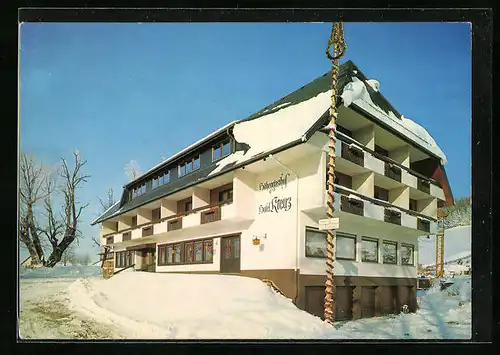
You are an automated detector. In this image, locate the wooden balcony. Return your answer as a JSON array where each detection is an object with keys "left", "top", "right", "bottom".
[
  {"left": 417, "top": 179, "right": 431, "bottom": 194},
  {"left": 384, "top": 162, "right": 402, "bottom": 182},
  {"left": 122, "top": 231, "right": 131, "bottom": 241},
  {"left": 341, "top": 142, "right": 364, "bottom": 167},
  {"left": 142, "top": 225, "right": 154, "bottom": 237},
  {"left": 167, "top": 217, "right": 183, "bottom": 232},
  {"left": 384, "top": 209, "right": 402, "bottom": 225},
  {"left": 417, "top": 218, "right": 431, "bottom": 233},
  {"left": 201, "top": 206, "right": 222, "bottom": 224},
  {"left": 340, "top": 195, "right": 364, "bottom": 216}
]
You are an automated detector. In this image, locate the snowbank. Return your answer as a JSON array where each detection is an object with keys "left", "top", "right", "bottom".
[
  {"left": 62, "top": 272, "right": 471, "bottom": 339},
  {"left": 67, "top": 272, "right": 339, "bottom": 339}
]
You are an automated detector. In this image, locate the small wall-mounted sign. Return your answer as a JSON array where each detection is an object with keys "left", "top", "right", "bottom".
[
  {"left": 252, "top": 238, "right": 261, "bottom": 246},
  {"left": 319, "top": 217, "right": 340, "bottom": 230}
]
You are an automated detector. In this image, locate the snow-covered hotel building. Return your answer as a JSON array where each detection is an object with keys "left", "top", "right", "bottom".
[{"left": 92, "top": 60, "right": 453, "bottom": 321}]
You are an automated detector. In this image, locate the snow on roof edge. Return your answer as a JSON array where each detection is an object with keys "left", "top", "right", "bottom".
[{"left": 91, "top": 200, "right": 121, "bottom": 225}]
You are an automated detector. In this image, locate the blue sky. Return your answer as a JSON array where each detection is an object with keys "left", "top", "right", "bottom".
[{"left": 19, "top": 22, "right": 471, "bottom": 257}]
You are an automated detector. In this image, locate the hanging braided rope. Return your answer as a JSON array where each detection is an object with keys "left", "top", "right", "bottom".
[{"left": 324, "top": 22, "right": 347, "bottom": 324}]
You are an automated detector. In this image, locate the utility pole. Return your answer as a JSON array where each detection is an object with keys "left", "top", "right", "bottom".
[
  {"left": 435, "top": 209, "right": 446, "bottom": 278},
  {"left": 324, "top": 22, "right": 347, "bottom": 324}
]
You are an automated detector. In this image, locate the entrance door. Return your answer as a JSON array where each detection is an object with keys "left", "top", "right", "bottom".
[{"left": 221, "top": 235, "right": 241, "bottom": 273}]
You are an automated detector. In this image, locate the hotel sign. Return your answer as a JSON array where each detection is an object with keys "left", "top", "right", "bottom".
[
  {"left": 258, "top": 196, "right": 292, "bottom": 214},
  {"left": 259, "top": 173, "right": 291, "bottom": 194}
]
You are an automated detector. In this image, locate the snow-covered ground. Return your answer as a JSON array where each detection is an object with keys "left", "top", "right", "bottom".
[{"left": 19, "top": 268, "right": 471, "bottom": 340}]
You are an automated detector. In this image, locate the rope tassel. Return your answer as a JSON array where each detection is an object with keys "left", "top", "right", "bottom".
[{"left": 324, "top": 22, "right": 347, "bottom": 325}]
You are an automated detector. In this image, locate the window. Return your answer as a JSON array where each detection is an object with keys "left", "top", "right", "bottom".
[
  {"left": 132, "top": 183, "right": 146, "bottom": 198},
  {"left": 185, "top": 242, "right": 194, "bottom": 263},
  {"left": 166, "top": 245, "right": 173, "bottom": 264},
  {"left": 409, "top": 199, "right": 418, "bottom": 212},
  {"left": 132, "top": 216, "right": 138, "bottom": 228},
  {"left": 179, "top": 155, "right": 200, "bottom": 177},
  {"left": 152, "top": 208, "right": 161, "bottom": 222},
  {"left": 361, "top": 238, "right": 378, "bottom": 262},
  {"left": 106, "top": 236, "right": 114, "bottom": 245},
  {"left": 204, "top": 240, "right": 213, "bottom": 262},
  {"left": 334, "top": 172, "right": 353, "bottom": 189},
  {"left": 115, "top": 251, "right": 134, "bottom": 268},
  {"left": 218, "top": 188, "right": 233, "bottom": 203},
  {"left": 305, "top": 229, "right": 327, "bottom": 258},
  {"left": 213, "top": 140, "right": 232, "bottom": 161},
  {"left": 158, "top": 246, "right": 166, "bottom": 265},
  {"left": 153, "top": 171, "right": 170, "bottom": 189},
  {"left": 184, "top": 201, "right": 193, "bottom": 212},
  {"left": 173, "top": 244, "right": 183, "bottom": 264},
  {"left": 374, "top": 186, "right": 389, "bottom": 201},
  {"left": 336, "top": 233, "right": 356, "bottom": 260},
  {"left": 375, "top": 145, "right": 389, "bottom": 157},
  {"left": 401, "top": 244, "right": 414, "bottom": 265},
  {"left": 194, "top": 241, "right": 203, "bottom": 262},
  {"left": 382, "top": 241, "right": 397, "bottom": 264},
  {"left": 157, "top": 238, "right": 214, "bottom": 266}
]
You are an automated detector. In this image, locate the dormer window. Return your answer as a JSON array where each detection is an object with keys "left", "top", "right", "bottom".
[
  {"left": 131, "top": 183, "right": 146, "bottom": 199},
  {"left": 179, "top": 155, "right": 200, "bottom": 177},
  {"left": 212, "top": 140, "right": 231, "bottom": 162},
  {"left": 152, "top": 171, "right": 170, "bottom": 189}
]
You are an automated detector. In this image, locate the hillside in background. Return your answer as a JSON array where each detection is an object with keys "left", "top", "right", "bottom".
[{"left": 418, "top": 197, "right": 471, "bottom": 268}]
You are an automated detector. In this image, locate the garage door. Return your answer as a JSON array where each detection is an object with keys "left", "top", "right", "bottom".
[
  {"left": 361, "top": 286, "right": 376, "bottom": 318},
  {"left": 305, "top": 286, "right": 325, "bottom": 319},
  {"left": 305, "top": 286, "right": 353, "bottom": 321},
  {"left": 335, "top": 286, "right": 353, "bottom": 321}
]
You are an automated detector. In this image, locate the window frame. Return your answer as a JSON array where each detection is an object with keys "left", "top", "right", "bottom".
[
  {"left": 157, "top": 238, "right": 215, "bottom": 266},
  {"left": 401, "top": 243, "right": 415, "bottom": 266},
  {"left": 218, "top": 188, "right": 234, "bottom": 203},
  {"left": 361, "top": 237, "right": 379, "bottom": 263},
  {"left": 115, "top": 251, "right": 133, "bottom": 268},
  {"left": 153, "top": 171, "right": 170, "bottom": 190},
  {"left": 212, "top": 140, "right": 232, "bottom": 162},
  {"left": 335, "top": 233, "right": 357, "bottom": 261},
  {"left": 178, "top": 155, "right": 201, "bottom": 177},
  {"left": 305, "top": 227, "right": 328, "bottom": 258},
  {"left": 382, "top": 240, "right": 398, "bottom": 265},
  {"left": 132, "top": 182, "right": 146, "bottom": 198}
]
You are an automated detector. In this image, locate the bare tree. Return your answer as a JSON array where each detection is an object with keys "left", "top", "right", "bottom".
[
  {"left": 19, "top": 152, "right": 51, "bottom": 267},
  {"left": 97, "top": 187, "right": 115, "bottom": 212},
  {"left": 44, "top": 151, "right": 91, "bottom": 267},
  {"left": 124, "top": 160, "right": 141, "bottom": 182}
]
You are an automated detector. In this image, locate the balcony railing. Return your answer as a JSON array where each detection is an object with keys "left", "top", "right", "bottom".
[
  {"left": 142, "top": 225, "right": 154, "bottom": 237},
  {"left": 384, "top": 208, "right": 402, "bottom": 225},
  {"left": 335, "top": 132, "right": 440, "bottom": 188},
  {"left": 417, "top": 179, "right": 431, "bottom": 194},
  {"left": 341, "top": 142, "right": 364, "bottom": 167},
  {"left": 340, "top": 195, "right": 364, "bottom": 216},
  {"left": 167, "top": 217, "right": 183, "bottom": 232},
  {"left": 384, "top": 162, "right": 402, "bottom": 182},
  {"left": 417, "top": 218, "right": 430, "bottom": 233},
  {"left": 201, "top": 206, "right": 222, "bottom": 224},
  {"left": 122, "top": 231, "right": 131, "bottom": 241}
]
